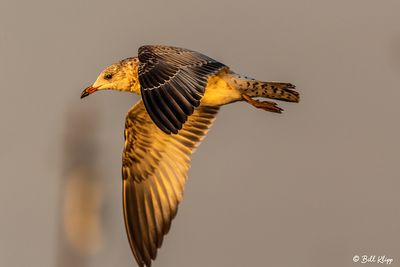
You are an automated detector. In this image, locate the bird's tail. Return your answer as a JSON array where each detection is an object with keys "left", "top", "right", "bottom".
[{"left": 228, "top": 73, "right": 300, "bottom": 103}]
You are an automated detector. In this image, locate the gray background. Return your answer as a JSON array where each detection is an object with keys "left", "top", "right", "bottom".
[{"left": 1, "top": 0, "right": 399, "bottom": 266}]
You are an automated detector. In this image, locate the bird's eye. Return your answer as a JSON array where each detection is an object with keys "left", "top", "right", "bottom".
[{"left": 104, "top": 73, "right": 113, "bottom": 80}]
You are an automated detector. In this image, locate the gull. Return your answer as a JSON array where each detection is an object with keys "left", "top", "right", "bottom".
[{"left": 81, "top": 45, "right": 299, "bottom": 267}]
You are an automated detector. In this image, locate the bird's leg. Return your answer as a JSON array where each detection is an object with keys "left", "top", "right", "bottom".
[{"left": 242, "top": 94, "right": 283, "bottom": 113}]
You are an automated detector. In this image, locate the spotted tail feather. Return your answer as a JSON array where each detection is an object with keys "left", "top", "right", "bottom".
[{"left": 229, "top": 74, "right": 300, "bottom": 102}]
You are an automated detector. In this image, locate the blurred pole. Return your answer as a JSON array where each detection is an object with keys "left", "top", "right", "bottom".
[{"left": 56, "top": 104, "right": 104, "bottom": 267}]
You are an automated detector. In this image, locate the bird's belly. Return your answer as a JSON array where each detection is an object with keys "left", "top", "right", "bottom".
[{"left": 201, "top": 75, "right": 242, "bottom": 106}]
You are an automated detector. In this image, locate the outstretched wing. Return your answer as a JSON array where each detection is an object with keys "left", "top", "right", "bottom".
[
  {"left": 122, "top": 100, "right": 219, "bottom": 267},
  {"left": 138, "top": 45, "right": 226, "bottom": 134}
]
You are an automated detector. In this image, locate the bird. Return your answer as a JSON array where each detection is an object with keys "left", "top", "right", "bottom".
[{"left": 81, "top": 45, "right": 299, "bottom": 267}]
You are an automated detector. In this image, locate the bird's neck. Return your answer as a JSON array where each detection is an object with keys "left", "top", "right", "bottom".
[
  {"left": 121, "top": 57, "right": 141, "bottom": 95},
  {"left": 129, "top": 79, "right": 141, "bottom": 94}
]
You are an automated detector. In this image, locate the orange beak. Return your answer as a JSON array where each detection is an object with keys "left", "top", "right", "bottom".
[{"left": 81, "top": 85, "right": 99, "bottom": 99}]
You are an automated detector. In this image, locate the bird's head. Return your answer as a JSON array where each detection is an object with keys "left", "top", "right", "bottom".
[{"left": 81, "top": 57, "right": 140, "bottom": 98}]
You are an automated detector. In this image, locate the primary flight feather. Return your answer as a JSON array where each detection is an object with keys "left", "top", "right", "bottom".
[{"left": 81, "top": 45, "right": 299, "bottom": 267}]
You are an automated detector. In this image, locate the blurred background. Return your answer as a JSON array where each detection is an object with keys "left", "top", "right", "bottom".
[{"left": 1, "top": 0, "right": 400, "bottom": 266}]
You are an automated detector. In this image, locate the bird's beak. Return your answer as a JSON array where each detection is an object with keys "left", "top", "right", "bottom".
[{"left": 81, "top": 85, "right": 99, "bottom": 99}]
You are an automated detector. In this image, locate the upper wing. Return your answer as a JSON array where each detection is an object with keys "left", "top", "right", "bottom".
[
  {"left": 122, "top": 100, "right": 219, "bottom": 267},
  {"left": 138, "top": 45, "right": 226, "bottom": 134}
]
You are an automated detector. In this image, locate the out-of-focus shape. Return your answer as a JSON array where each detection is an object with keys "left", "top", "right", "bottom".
[
  {"left": 56, "top": 103, "right": 105, "bottom": 267},
  {"left": 63, "top": 167, "right": 103, "bottom": 255}
]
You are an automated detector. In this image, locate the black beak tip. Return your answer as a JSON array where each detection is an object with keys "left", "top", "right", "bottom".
[{"left": 80, "top": 90, "right": 90, "bottom": 99}]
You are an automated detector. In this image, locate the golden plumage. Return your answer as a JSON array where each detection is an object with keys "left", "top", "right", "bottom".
[
  {"left": 123, "top": 101, "right": 218, "bottom": 265},
  {"left": 81, "top": 45, "right": 299, "bottom": 267}
]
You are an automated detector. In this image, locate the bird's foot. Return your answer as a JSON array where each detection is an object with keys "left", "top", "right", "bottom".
[{"left": 242, "top": 94, "right": 283, "bottom": 113}]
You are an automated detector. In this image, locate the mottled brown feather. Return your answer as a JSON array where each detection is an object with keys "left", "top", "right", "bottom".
[{"left": 138, "top": 45, "right": 225, "bottom": 134}]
